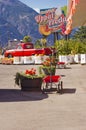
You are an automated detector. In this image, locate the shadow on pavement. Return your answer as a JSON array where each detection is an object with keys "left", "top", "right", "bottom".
[
  {"left": 0, "top": 89, "right": 48, "bottom": 102},
  {"left": 56, "top": 66, "right": 72, "bottom": 69},
  {"left": 60, "top": 74, "right": 66, "bottom": 77},
  {"left": 62, "top": 88, "right": 76, "bottom": 94}
]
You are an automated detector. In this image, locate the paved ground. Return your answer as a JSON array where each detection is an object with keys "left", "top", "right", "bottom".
[{"left": 0, "top": 64, "right": 86, "bottom": 130}]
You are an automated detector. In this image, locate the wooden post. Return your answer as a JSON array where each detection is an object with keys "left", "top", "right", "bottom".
[{"left": 54, "top": 32, "right": 59, "bottom": 44}]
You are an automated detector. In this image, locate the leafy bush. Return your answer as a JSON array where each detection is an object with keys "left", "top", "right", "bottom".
[{"left": 55, "top": 39, "right": 86, "bottom": 55}]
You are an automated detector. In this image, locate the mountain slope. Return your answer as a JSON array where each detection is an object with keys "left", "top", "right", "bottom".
[{"left": 0, "top": 0, "right": 41, "bottom": 46}]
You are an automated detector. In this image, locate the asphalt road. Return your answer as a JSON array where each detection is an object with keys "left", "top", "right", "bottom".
[{"left": 0, "top": 64, "right": 86, "bottom": 130}]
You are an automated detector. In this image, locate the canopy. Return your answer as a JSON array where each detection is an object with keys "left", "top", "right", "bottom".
[
  {"left": 72, "top": 0, "right": 86, "bottom": 28},
  {"left": 65, "top": 0, "right": 86, "bottom": 34}
]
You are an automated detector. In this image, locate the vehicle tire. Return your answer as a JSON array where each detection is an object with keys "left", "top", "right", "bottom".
[{"left": 8, "top": 54, "right": 13, "bottom": 58}]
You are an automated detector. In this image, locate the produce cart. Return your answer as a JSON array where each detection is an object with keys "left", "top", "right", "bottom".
[{"left": 42, "top": 75, "right": 63, "bottom": 94}]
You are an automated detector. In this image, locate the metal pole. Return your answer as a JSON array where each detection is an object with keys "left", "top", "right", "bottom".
[{"left": 50, "top": 50, "right": 53, "bottom": 88}]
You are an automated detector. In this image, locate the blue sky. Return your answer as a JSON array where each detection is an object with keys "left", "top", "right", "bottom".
[{"left": 20, "top": 0, "right": 67, "bottom": 12}]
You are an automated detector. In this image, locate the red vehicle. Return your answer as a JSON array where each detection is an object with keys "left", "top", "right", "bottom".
[{"left": 4, "top": 42, "right": 52, "bottom": 57}]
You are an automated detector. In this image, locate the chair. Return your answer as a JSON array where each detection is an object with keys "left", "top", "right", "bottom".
[
  {"left": 57, "top": 62, "right": 66, "bottom": 69},
  {"left": 42, "top": 75, "right": 63, "bottom": 93}
]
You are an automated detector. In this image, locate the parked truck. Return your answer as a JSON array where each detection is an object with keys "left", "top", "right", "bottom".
[{"left": 4, "top": 42, "right": 52, "bottom": 58}]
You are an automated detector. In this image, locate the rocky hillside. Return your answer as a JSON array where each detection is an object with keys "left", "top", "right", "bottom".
[{"left": 0, "top": 0, "right": 41, "bottom": 46}]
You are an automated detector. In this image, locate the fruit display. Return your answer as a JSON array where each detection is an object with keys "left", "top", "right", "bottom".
[{"left": 1, "top": 57, "right": 14, "bottom": 65}]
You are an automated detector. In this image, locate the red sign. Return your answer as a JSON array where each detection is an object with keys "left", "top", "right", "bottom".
[{"left": 35, "top": 8, "right": 67, "bottom": 35}]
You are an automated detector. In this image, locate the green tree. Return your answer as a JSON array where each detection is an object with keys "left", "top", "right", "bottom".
[
  {"left": 55, "top": 39, "right": 86, "bottom": 55},
  {"left": 23, "top": 35, "right": 32, "bottom": 43},
  {"left": 73, "top": 26, "right": 86, "bottom": 43},
  {"left": 41, "top": 35, "right": 47, "bottom": 47},
  {"left": 61, "top": 6, "right": 67, "bottom": 16},
  {"left": 55, "top": 40, "right": 71, "bottom": 55},
  {"left": 34, "top": 39, "right": 42, "bottom": 48}
]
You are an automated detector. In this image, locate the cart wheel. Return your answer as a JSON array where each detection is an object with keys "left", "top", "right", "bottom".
[
  {"left": 61, "top": 81, "right": 63, "bottom": 90},
  {"left": 46, "top": 83, "right": 48, "bottom": 88},
  {"left": 60, "top": 81, "right": 63, "bottom": 94},
  {"left": 57, "top": 83, "right": 60, "bottom": 93}
]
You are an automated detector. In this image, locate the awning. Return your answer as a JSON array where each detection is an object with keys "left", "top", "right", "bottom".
[
  {"left": 65, "top": 0, "right": 86, "bottom": 34},
  {"left": 72, "top": 0, "right": 86, "bottom": 28}
]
